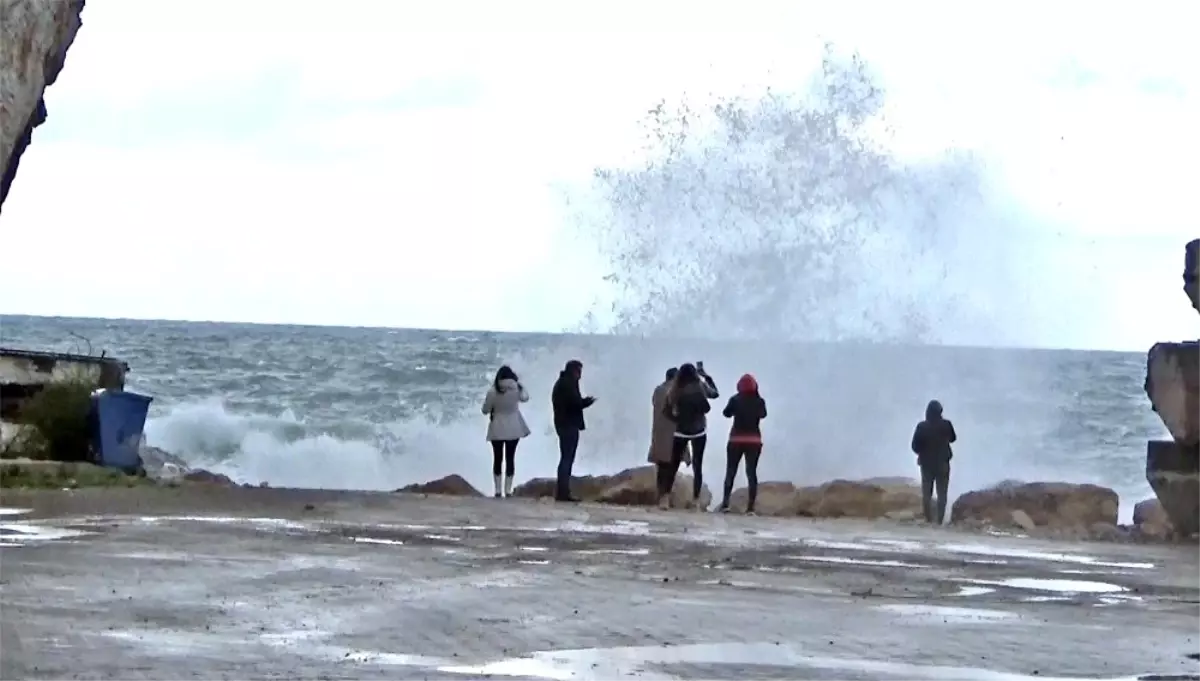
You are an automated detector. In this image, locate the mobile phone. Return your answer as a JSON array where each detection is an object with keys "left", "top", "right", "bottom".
[{"left": 696, "top": 360, "right": 705, "bottom": 371}]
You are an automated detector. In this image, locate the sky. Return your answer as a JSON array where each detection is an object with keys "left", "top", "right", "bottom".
[{"left": 1, "top": 0, "right": 1197, "bottom": 351}]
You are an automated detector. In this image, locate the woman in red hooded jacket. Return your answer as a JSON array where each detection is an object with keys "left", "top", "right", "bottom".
[{"left": 717, "top": 374, "right": 768, "bottom": 514}]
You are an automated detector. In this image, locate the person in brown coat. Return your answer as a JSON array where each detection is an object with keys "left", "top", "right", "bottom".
[{"left": 648, "top": 367, "right": 687, "bottom": 507}]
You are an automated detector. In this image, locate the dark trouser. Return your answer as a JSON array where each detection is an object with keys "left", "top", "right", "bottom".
[
  {"left": 490, "top": 439, "right": 518, "bottom": 477},
  {"left": 555, "top": 426, "right": 580, "bottom": 499},
  {"left": 674, "top": 435, "right": 708, "bottom": 499},
  {"left": 920, "top": 460, "right": 951, "bottom": 524},
  {"left": 721, "top": 442, "right": 762, "bottom": 510}
]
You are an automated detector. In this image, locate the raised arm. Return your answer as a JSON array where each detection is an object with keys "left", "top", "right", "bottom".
[
  {"left": 517, "top": 383, "right": 530, "bottom": 403},
  {"left": 946, "top": 420, "right": 957, "bottom": 444},
  {"left": 759, "top": 397, "right": 767, "bottom": 419},
  {"left": 701, "top": 374, "right": 719, "bottom": 399},
  {"left": 481, "top": 388, "right": 496, "bottom": 415}
]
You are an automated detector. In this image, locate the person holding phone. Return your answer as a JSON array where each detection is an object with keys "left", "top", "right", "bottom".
[
  {"left": 551, "top": 359, "right": 596, "bottom": 502},
  {"left": 659, "top": 362, "right": 718, "bottom": 510}
]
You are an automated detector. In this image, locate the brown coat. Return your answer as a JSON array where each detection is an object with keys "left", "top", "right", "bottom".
[{"left": 648, "top": 381, "right": 676, "bottom": 464}]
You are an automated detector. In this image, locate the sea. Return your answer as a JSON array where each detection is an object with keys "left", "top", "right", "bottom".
[{"left": 0, "top": 314, "right": 1168, "bottom": 521}]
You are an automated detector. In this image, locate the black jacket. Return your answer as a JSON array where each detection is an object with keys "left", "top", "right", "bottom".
[
  {"left": 665, "top": 381, "right": 712, "bottom": 437},
  {"left": 911, "top": 418, "right": 957, "bottom": 466},
  {"left": 552, "top": 371, "right": 594, "bottom": 431},
  {"left": 723, "top": 393, "right": 767, "bottom": 440}
]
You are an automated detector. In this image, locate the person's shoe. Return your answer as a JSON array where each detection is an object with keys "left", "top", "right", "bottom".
[
  {"left": 555, "top": 495, "right": 580, "bottom": 503},
  {"left": 493, "top": 475, "right": 502, "bottom": 498},
  {"left": 745, "top": 509, "right": 757, "bottom": 517},
  {"left": 657, "top": 495, "right": 671, "bottom": 511},
  {"left": 718, "top": 504, "right": 730, "bottom": 514},
  {"left": 503, "top": 475, "right": 514, "bottom": 498}
]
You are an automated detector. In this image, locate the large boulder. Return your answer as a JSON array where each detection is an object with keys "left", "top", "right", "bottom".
[
  {"left": 1132, "top": 497, "right": 1175, "bottom": 539},
  {"left": 729, "top": 481, "right": 804, "bottom": 516},
  {"left": 512, "top": 466, "right": 710, "bottom": 509},
  {"left": 396, "top": 474, "right": 482, "bottom": 497},
  {"left": 950, "top": 481, "right": 1119, "bottom": 529},
  {"left": 1145, "top": 342, "right": 1200, "bottom": 446},
  {"left": 727, "top": 478, "right": 922, "bottom": 519},
  {"left": 1, "top": 0, "right": 86, "bottom": 209},
  {"left": 183, "top": 469, "right": 237, "bottom": 487},
  {"left": 511, "top": 473, "right": 622, "bottom": 501},
  {"left": 595, "top": 465, "right": 711, "bottom": 510}
]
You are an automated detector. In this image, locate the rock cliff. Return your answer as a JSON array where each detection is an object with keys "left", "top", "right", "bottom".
[{"left": 0, "top": 0, "right": 85, "bottom": 212}]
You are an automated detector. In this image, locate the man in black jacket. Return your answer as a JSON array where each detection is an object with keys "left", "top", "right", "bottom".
[{"left": 551, "top": 359, "right": 596, "bottom": 502}]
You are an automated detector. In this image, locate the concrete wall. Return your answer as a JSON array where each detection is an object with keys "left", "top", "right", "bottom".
[{"left": 0, "top": 353, "right": 103, "bottom": 386}]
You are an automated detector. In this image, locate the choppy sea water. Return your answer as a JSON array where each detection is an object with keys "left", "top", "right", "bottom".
[{"left": 0, "top": 315, "right": 1168, "bottom": 520}]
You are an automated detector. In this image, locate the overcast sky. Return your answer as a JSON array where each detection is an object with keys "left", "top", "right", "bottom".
[{"left": 2, "top": 0, "right": 1197, "bottom": 350}]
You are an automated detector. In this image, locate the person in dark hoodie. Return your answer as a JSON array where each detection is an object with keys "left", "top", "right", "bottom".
[
  {"left": 717, "top": 373, "right": 768, "bottom": 514},
  {"left": 551, "top": 359, "right": 596, "bottom": 502},
  {"left": 658, "top": 362, "right": 718, "bottom": 510},
  {"left": 910, "top": 399, "right": 957, "bottom": 525}
]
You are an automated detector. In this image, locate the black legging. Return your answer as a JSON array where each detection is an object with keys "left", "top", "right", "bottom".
[
  {"left": 721, "top": 443, "right": 762, "bottom": 510},
  {"left": 920, "top": 459, "right": 950, "bottom": 524},
  {"left": 491, "top": 439, "right": 518, "bottom": 477},
  {"left": 655, "top": 435, "right": 708, "bottom": 500}
]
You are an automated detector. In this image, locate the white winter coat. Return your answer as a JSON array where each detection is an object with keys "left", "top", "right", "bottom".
[{"left": 482, "top": 378, "right": 531, "bottom": 441}]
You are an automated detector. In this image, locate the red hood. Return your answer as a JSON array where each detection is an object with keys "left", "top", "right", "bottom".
[{"left": 736, "top": 373, "right": 758, "bottom": 394}]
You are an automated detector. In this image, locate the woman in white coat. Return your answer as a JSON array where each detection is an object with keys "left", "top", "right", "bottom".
[{"left": 482, "top": 365, "right": 531, "bottom": 497}]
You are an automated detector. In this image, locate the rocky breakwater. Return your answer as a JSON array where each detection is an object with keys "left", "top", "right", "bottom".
[
  {"left": 1142, "top": 238, "right": 1200, "bottom": 538},
  {"left": 0, "top": 0, "right": 85, "bottom": 210}
]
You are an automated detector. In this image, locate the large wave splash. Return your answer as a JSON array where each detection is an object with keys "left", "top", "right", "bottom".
[{"left": 557, "top": 46, "right": 1098, "bottom": 500}]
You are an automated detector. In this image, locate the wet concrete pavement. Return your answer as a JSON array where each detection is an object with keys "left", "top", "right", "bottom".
[{"left": 1, "top": 487, "right": 1198, "bottom": 679}]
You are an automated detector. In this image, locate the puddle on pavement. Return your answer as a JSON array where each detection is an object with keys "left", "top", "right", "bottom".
[
  {"left": 940, "top": 542, "right": 1154, "bottom": 570},
  {"left": 520, "top": 546, "right": 550, "bottom": 553},
  {"left": 875, "top": 604, "right": 1021, "bottom": 622},
  {"left": 0, "top": 521, "right": 94, "bottom": 546},
  {"left": 149, "top": 516, "right": 314, "bottom": 532},
  {"left": 281, "top": 636, "right": 1188, "bottom": 680},
  {"left": 353, "top": 537, "right": 404, "bottom": 546},
  {"left": 786, "top": 555, "right": 930, "bottom": 569},
  {"left": 552, "top": 520, "right": 652, "bottom": 537},
  {"left": 423, "top": 534, "right": 461, "bottom": 542},
  {"left": 519, "top": 559, "right": 551, "bottom": 566},
  {"left": 0, "top": 507, "right": 32, "bottom": 516},
  {"left": 983, "top": 578, "right": 1128, "bottom": 594},
  {"left": 954, "top": 586, "right": 997, "bottom": 597},
  {"left": 801, "top": 538, "right": 925, "bottom": 553},
  {"left": 574, "top": 548, "right": 651, "bottom": 556}
]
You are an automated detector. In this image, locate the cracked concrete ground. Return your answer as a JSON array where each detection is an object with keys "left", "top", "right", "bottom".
[{"left": 0, "top": 486, "right": 1198, "bottom": 680}]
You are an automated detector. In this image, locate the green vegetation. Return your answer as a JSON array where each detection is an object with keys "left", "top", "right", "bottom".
[
  {"left": 1, "top": 376, "right": 94, "bottom": 462},
  {"left": 0, "top": 461, "right": 145, "bottom": 489}
]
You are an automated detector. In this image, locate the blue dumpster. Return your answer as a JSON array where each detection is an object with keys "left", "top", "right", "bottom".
[{"left": 90, "top": 390, "right": 153, "bottom": 473}]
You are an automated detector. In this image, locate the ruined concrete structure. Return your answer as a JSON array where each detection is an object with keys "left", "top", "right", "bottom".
[
  {"left": 0, "top": 347, "right": 127, "bottom": 422},
  {"left": 0, "top": 0, "right": 86, "bottom": 212},
  {"left": 1144, "top": 238, "right": 1200, "bottom": 537}
]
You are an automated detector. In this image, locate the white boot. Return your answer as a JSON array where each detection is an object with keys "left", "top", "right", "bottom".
[
  {"left": 493, "top": 475, "right": 502, "bottom": 498},
  {"left": 504, "top": 475, "right": 514, "bottom": 498}
]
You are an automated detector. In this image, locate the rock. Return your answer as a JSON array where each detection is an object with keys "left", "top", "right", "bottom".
[
  {"left": 1132, "top": 497, "right": 1175, "bottom": 539},
  {"left": 1145, "top": 342, "right": 1200, "bottom": 445},
  {"left": 138, "top": 445, "right": 190, "bottom": 481},
  {"left": 795, "top": 479, "right": 924, "bottom": 519},
  {"left": 950, "top": 482, "right": 1119, "bottom": 529},
  {"left": 183, "top": 469, "right": 237, "bottom": 487},
  {"left": 1, "top": 0, "right": 86, "bottom": 209},
  {"left": 396, "top": 474, "right": 482, "bottom": 497},
  {"left": 729, "top": 482, "right": 803, "bottom": 516},
  {"left": 1010, "top": 509, "right": 1037, "bottom": 532},
  {"left": 1088, "top": 522, "right": 1124, "bottom": 542},
  {"left": 511, "top": 474, "right": 617, "bottom": 501},
  {"left": 596, "top": 465, "right": 711, "bottom": 510}
]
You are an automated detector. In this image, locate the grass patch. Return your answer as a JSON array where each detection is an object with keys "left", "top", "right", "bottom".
[
  {"left": 1, "top": 376, "right": 94, "bottom": 462},
  {"left": 0, "top": 461, "right": 146, "bottom": 489}
]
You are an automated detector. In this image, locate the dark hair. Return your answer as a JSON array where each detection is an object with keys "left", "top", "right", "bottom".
[
  {"left": 564, "top": 359, "right": 583, "bottom": 375},
  {"left": 494, "top": 365, "right": 518, "bottom": 392},
  {"left": 665, "top": 367, "right": 678, "bottom": 381},
  {"left": 676, "top": 362, "right": 699, "bottom": 384}
]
